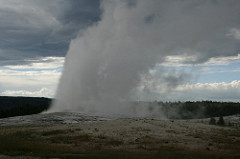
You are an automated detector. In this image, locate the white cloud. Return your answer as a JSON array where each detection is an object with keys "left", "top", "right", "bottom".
[
  {"left": 174, "top": 81, "right": 240, "bottom": 101},
  {"left": 159, "top": 54, "right": 200, "bottom": 66},
  {"left": 0, "top": 69, "right": 61, "bottom": 76},
  {"left": 198, "top": 66, "right": 240, "bottom": 74},
  {"left": 5, "top": 56, "right": 64, "bottom": 69},
  {"left": 177, "top": 81, "right": 240, "bottom": 91},
  {"left": 0, "top": 56, "right": 63, "bottom": 97},
  {"left": 0, "top": 73, "right": 60, "bottom": 87},
  {"left": 138, "top": 80, "right": 240, "bottom": 102},
  {"left": 205, "top": 54, "right": 240, "bottom": 66},
  {"left": 1, "top": 88, "right": 54, "bottom": 98},
  {"left": 160, "top": 54, "right": 240, "bottom": 67},
  {"left": 0, "top": 69, "right": 61, "bottom": 87},
  {"left": 227, "top": 28, "right": 240, "bottom": 40}
]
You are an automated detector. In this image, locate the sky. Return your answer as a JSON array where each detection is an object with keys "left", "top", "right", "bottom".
[{"left": 0, "top": 0, "right": 240, "bottom": 102}]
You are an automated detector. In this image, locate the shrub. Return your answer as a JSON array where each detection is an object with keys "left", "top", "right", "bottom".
[
  {"left": 217, "top": 116, "right": 225, "bottom": 126},
  {"left": 209, "top": 117, "right": 216, "bottom": 125}
]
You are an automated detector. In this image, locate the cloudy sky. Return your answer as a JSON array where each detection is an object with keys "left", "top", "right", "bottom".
[
  {"left": 0, "top": 0, "right": 240, "bottom": 102},
  {"left": 0, "top": 0, "right": 101, "bottom": 97}
]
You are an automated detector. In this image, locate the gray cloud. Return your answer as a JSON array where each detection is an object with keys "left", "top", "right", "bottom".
[
  {"left": 1, "top": 0, "right": 240, "bottom": 66},
  {"left": 0, "top": 0, "right": 101, "bottom": 66}
]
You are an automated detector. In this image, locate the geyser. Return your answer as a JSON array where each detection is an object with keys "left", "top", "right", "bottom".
[{"left": 49, "top": 0, "right": 240, "bottom": 117}]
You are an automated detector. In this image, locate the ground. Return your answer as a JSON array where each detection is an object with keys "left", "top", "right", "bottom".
[{"left": 0, "top": 113, "right": 240, "bottom": 159}]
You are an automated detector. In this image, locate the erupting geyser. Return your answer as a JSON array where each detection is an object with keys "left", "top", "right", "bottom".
[{"left": 49, "top": 0, "right": 240, "bottom": 117}]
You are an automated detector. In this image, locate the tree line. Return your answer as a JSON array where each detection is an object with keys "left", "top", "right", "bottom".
[
  {"left": 134, "top": 101, "right": 240, "bottom": 119},
  {"left": 0, "top": 96, "right": 51, "bottom": 118},
  {"left": 0, "top": 97, "right": 240, "bottom": 119}
]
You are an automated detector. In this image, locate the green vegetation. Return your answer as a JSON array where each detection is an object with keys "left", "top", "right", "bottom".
[
  {"left": 209, "top": 116, "right": 226, "bottom": 126},
  {"left": 209, "top": 117, "right": 216, "bottom": 125},
  {"left": 0, "top": 96, "right": 239, "bottom": 119},
  {"left": 134, "top": 101, "right": 240, "bottom": 119},
  {"left": 0, "top": 96, "right": 51, "bottom": 118},
  {"left": 0, "top": 104, "right": 50, "bottom": 118},
  {"left": 217, "top": 116, "right": 225, "bottom": 126}
]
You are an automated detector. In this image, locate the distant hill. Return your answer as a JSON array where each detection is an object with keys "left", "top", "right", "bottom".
[{"left": 0, "top": 96, "right": 52, "bottom": 118}]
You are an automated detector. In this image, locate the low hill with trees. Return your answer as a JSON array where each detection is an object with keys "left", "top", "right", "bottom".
[
  {"left": 0, "top": 96, "right": 240, "bottom": 119},
  {"left": 0, "top": 96, "right": 51, "bottom": 118}
]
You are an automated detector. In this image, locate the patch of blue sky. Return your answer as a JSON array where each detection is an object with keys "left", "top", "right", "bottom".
[
  {"left": 197, "top": 71, "right": 239, "bottom": 83},
  {"left": 0, "top": 67, "right": 11, "bottom": 70},
  {"left": 0, "top": 66, "right": 63, "bottom": 72},
  {"left": 56, "top": 67, "right": 63, "bottom": 72},
  {"left": 198, "top": 61, "right": 240, "bottom": 83}
]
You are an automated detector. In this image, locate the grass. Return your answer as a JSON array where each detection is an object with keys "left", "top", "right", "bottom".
[
  {"left": 97, "top": 134, "right": 107, "bottom": 139},
  {"left": 0, "top": 125, "right": 240, "bottom": 159},
  {"left": 0, "top": 133, "right": 71, "bottom": 156},
  {"left": 49, "top": 134, "right": 90, "bottom": 144},
  {"left": 104, "top": 139, "right": 123, "bottom": 146},
  {"left": 0, "top": 136, "right": 239, "bottom": 159},
  {"left": 41, "top": 129, "right": 66, "bottom": 136}
]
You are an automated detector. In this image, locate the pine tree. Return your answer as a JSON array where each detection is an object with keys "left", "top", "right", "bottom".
[{"left": 217, "top": 116, "right": 225, "bottom": 126}]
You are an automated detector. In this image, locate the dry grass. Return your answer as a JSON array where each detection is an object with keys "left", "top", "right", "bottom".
[
  {"left": 0, "top": 119, "right": 240, "bottom": 159},
  {"left": 41, "top": 129, "right": 66, "bottom": 136}
]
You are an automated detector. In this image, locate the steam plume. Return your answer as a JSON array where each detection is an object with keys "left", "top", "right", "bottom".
[{"left": 49, "top": 0, "right": 240, "bottom": 117}]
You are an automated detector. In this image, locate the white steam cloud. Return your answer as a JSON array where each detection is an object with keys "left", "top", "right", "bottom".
[{"left": 49, "top": 0, "right": 240, "bottom": 117}]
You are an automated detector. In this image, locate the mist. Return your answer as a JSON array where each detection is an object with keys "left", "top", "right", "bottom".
[{"left": 49, "top": 0, "right": 240, "bottom": 117}]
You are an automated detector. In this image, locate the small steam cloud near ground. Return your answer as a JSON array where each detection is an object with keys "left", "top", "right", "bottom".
[{"left": 49, "top": 0, "right": 240, "bottom": 118}]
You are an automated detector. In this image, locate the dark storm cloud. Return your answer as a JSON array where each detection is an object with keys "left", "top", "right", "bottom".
[
  {"left": 60, "top": 0, "right": 101, "bottom": 24},
  {"left": 0, "top": 0, "right": 101, "bottom": 66}
]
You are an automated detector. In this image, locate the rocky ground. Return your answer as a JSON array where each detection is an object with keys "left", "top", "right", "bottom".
[{"left": 0, "top": 113, "right": 239, "bottom": 159}]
